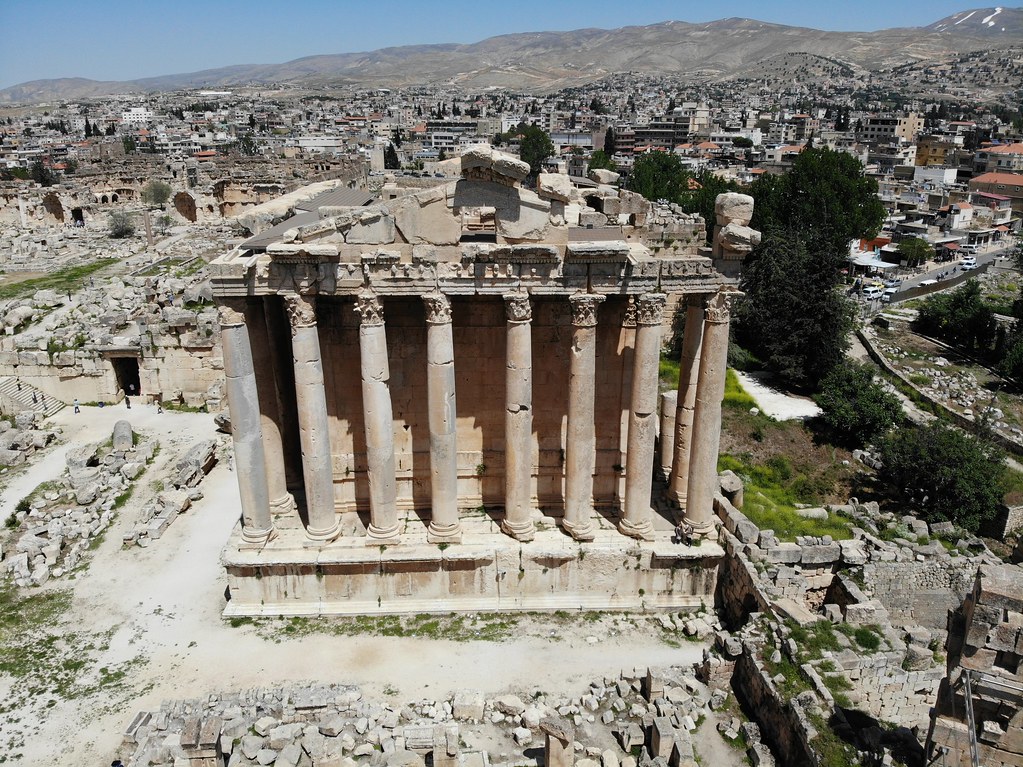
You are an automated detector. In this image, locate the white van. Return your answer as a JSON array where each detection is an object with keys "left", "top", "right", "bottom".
[
  {"left": 882, "top": 288, "right": 898, "bottom": 303},
  {"left": 961, "top": 244, "right": 979, "bottom": 254},
  {"left": 862, "top": 286, "right": 884, "bottom": 300}
]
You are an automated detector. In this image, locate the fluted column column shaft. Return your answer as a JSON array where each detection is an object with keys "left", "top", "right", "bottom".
[
  {"left": 219, "top": 302, "right": 274, "bottom": 542},
  {"left": 670, "top": 296, "right": 706, "bottom": 505},
  {"left": 285, "top": 294, "right": 340, "bottom": 541},
  {"left": 424, "top": 292, "right": 461, "bottom": 543},
  {"left": 247, "top": 300, "right": 295, "bottom": 517},
  {"left": 620, "top": 293, "right": 666, "bottom": 541},
  {"left": 356, "top": 291, "right": 399, "bottom": 541},
  {"left": 502, "top": 292, "right": 535, "bottom": 541},
  {"left": 564, "top": 292, "right": 605, "bottom": 541},
  {"left": 685, "top": 289, "right": 740, "bottom": 535}
]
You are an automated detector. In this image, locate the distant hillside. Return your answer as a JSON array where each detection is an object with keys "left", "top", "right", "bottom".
[{"left": 2, "top": 8, "right": 1022, "bottom": 103}]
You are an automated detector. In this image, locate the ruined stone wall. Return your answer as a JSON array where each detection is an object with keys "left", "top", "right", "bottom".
[
  {"left": 839, "top": 651, "right": 944, "bottom": 724},
  {"left": 715, "top": 531, "right": 771, "bottom": 628},
  {"left": 318, "top": 294, "right": 632, "bottom": 513},
  {"left": 863, "top": 559, "right": 976, "bottom": 631},
  {"left": 732, "top": 652, "right": 817, "bottom": 766}
]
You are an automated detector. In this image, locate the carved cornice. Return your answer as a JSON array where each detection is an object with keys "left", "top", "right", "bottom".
[
  {"left": 283, "top": 293, "right": 316, "bottom": 333},
  {"left": 355, "top": 290, "right": 385, "bottom": 327},
  {"left": 216, "top": 301, "right": 246, "bottom": 328},
  {"left": 423, "top": 292, "right": 452, "bottom": 325},
  {"left": 705, "top": 287, "right": 744, "bottom": 324},
  {"left": 569, "top": 293, "right": 605, "bottom": 328},
  {"left": 504, "top": 292, "right": 532, "bottom": 323},
  {"left": 635, "top": 293, "right": 667, "bottom": 326}
]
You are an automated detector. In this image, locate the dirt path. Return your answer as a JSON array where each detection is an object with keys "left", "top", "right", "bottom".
[{"left": 6, "top": 407, "right": 711, "bottom": 765}]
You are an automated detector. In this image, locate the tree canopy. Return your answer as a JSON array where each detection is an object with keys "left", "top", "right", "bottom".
[
  {"left": 108, "top": 212, "right": 135, "bottom": 239},
  {"left": 897, "top": 237, "right": 932, "bottom": 268},
  {"left": 733, "top": 232, "right": 857, "bottom": 389},
  {"left": 812, "top": 361, "right": 902, "bottom": 448},
  {"left": 749, "top": 146, "right": 886, "bottom": 259},
  {"left": 626, "top": 152, "right": 691, "bottom": 202},
  {"left": 517, "top": 125, "right": 554, "bottom": 178},
  {"left": 914, "top": 279, "right": 996, "bottom": 354},
  {"left": 736, "top": 147, "right": 887, "bottom": 389},
  {"left": 879, "top": 422, "right": 1006, "bottom": 533},
  {"left": 141, "top": 180, "right": 172, "bottom": 207}
]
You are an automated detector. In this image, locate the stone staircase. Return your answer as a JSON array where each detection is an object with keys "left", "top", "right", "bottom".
[{"left": 0, "top": 376, "right": 65, "bottom": 418}]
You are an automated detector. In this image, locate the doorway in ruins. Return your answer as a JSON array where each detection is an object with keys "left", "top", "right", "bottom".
[
  {"left": 110, "top": 356, "right": 141, "bottom": 397},
  {"left": 71, "top": 207, "right": 85, "bottom": 226}
]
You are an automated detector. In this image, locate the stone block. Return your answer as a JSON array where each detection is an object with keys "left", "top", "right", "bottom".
[
  {"left": 451, "top": 689, "right": 484, "bottom": 721},
  {"left": 112, "top": 420, "right": 133, "bottom": 452}
]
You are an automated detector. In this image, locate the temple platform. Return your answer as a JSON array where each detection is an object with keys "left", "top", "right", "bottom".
[{"left": 221, "top": 507, "right": 723, "bottom": 617}]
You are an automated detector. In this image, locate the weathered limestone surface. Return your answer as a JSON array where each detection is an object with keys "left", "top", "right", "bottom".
[{"left": 502, "top": 292, "right": 535, "bottom": 542}]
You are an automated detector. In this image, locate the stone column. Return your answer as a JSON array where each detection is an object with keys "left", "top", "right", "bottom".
[
  {"left": 685, "top": 288, "right": 741, "bottom": 536},
  {"left": 355, "top": 290, "right": 399, "bottom": 542},
  {"left": 247, "top": 300, "right": 296, "bottom": 519},
  {"left": 669, "top": 295, "right": 706, "bottom": 506},
  {"left": 659, "top": 390, "right": 677, "bottom": 478},
  {"left": 284, "top": 293, "right": 340, "bottom": 542},
  {"left": 423, "top": 292, "right": 461, "bottom": 543},
  {"left": 563, "top": 292, "right": 604, "bottom": 541},
  {"left": 219, "top": 301, "right": 274, "bottom": 544},
  {"left": 620, "top": 293, "right": 666, "bottom": 541},
  {"left": 617, "top": 299, "right": 637, "bottom": 506},
  {"left": 502, "top": 291, "right": 535, "bottom": 542}
]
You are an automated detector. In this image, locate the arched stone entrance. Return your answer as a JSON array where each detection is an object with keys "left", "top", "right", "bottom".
[
  {"left": 173, "top": 191, "right": 197, "bottom": 222},
  {"left": 42, "top": 192, "right": 64, "bottom": 222}
]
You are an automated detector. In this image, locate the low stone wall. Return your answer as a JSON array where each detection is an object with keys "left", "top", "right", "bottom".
[
  {"left": 223, "top": 529, "right": 723, "bottom": 616},
  {"left": 715, "top": 530, "right": 770, "bottom": 629}
]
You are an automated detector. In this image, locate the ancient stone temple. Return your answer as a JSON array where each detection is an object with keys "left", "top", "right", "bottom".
[{"left": 210, "top": 146, "right": 757, "bottom": 616}]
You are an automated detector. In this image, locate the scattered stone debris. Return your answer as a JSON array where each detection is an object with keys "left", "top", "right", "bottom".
[
  {"left": 118, "top": 664, "right": 718, "bottom": 767},
  {"left": 2, "top": 420, "right": 157, "bottom": 586}
]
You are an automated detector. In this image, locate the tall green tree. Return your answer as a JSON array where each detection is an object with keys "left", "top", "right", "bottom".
[
  {"left": 750, "top": 146, "right": 885, "bottom": 258},
  {"left": 734, "top": 232, "right": 857, "bottom": 389},
  {"left": 737, "top": 147, "right": 886, "bottom": 389},
  {"left": 587, "top": 150, "right": 617, "bottom": 172},
  {"left": 383, "top": 143, "right": 400, "bottom": 170},
  {"left": 626, "top": 152, "right": 692, "bottom": 202},
  {"left": 517, "top": 125, "right": 554, "bottom": 179}
]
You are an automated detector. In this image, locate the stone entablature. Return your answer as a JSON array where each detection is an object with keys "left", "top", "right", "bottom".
[{"left": 211, "top": 146, "right": 755, "bottom": 615}]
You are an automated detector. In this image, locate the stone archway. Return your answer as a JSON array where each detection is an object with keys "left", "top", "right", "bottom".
[
  {"left": 173, "top": 191, "right": 197, "bottom": 222},
  {"left": 42, "top": 192, "right": 65, "bottom": 222},
  {"left": 111, "top": 193, "right": 119, "bottom": 202}
]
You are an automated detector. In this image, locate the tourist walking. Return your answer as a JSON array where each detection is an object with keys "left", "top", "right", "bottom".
[
  {"left": 73, "top": 398, "right": 80, "bottom": 414},
  {"left": 125, "top": 395, "right": 131, "bottom": 410}
]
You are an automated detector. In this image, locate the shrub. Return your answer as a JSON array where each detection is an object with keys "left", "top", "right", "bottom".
[
  {"left": 108, "top": 212, "right": 135, "bottom": 239},
  {"left": 879, "top": 422, "right": 1006, "bottom": 533}
]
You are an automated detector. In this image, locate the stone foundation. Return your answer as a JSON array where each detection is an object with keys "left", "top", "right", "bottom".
[{"left": 222, "top": 513, "right": 722, "bottom": 616}]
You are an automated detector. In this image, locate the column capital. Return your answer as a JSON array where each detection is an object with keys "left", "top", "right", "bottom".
[
  {"left": 705, "top": 287, "right": 744, "bottom": 324},
  {"left": 622, "top": 297, "right": 637, "bottom": 328},
  {"left": 283, "top": 293, "right": 316, "bottom": 332},
  {"left": 217, "top": 300, "right": 247, "bottom": 328},
  {"left": 355, "top": 289, "right": 385, "bottom": 327},
  {"left": 569, "top": 292, "right": 605, "bottom": 328},
  {"left": 504, "top": 291, "right": 532, "bottom": 323},
  {"left": 423, "top": 291, "right": 452, "bottom": 325},
  {"left": 635, "top": 293, "right": 667, "bottom": 326}
]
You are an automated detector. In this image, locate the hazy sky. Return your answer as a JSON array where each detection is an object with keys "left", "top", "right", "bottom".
[{"left": 0, "top": 0, "right": 995, "bottom": 89}]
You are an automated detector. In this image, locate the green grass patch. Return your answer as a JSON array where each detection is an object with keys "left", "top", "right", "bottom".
[
  {"left": 723, "top": 369, "right": 758, "bottom": 411},
  {"left": 0, "top": 258, "right": 119, "bottom": 301},
  {"left": 787, "top": 620, "right": 842, "bottom": 661},
  {"left": 717, "top": 454, "right": 852, "bottom": 541},
  {"left": 659, "top": 355, "right": 680, "bottom": 388}
]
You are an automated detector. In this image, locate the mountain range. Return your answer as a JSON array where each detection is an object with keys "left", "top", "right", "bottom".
[{"left": 2, "top": 7, "right": 1022, "bottom": 104}]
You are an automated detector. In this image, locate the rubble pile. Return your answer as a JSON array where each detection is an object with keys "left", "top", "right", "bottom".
[
  {"left": 2, "top": 419, "right": 156, "bottom": 586},
  {"left": 123, "top": 438, "right": 220, "bottom": 547},
  {"left": 0, "top": 410, "right": 56, "bottom": 466},
  {"left": 120, "top": 665, "right": 722, "bottom": 767}
]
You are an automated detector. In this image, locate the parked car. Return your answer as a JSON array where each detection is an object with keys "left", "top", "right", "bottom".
[
  {"left": 884, "top": 277, "right": 903, "bottom": 288},
  {"left": 882, "top": 288, "right": 898, "bottom": 303},
  {"left": 961, "top": 244, "right": 979, "bottom": 254},
  {"left": 961, "top": 256, "right": 978, "bottom": 270},
  {"left": 862, "top": 286, "right": 885, "bottom": 300}
]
